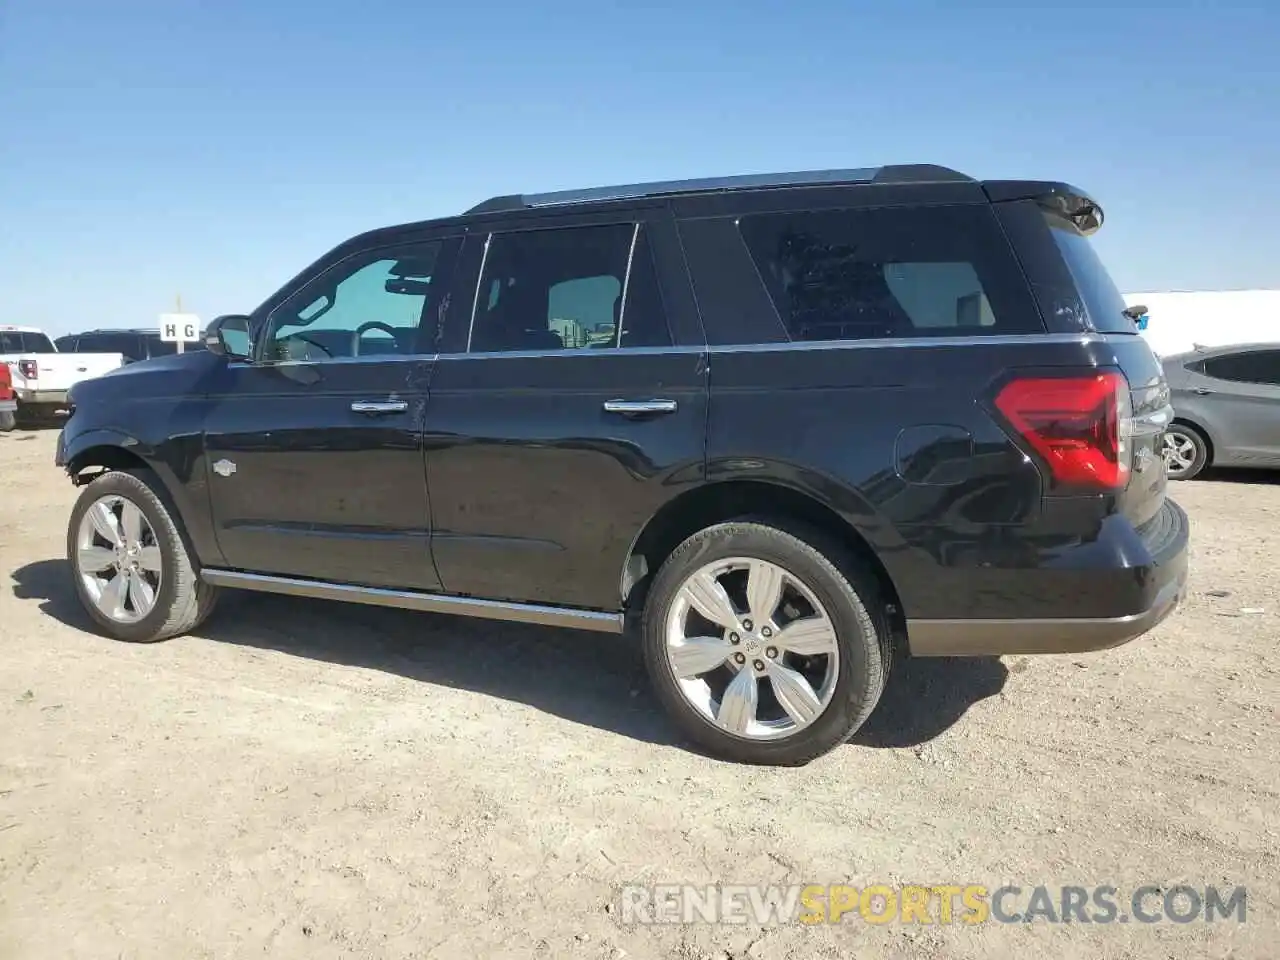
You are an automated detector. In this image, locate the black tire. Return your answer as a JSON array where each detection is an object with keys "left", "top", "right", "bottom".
[
  {"left": 0, "top": 409, "right": 14, "bottom": 432},
  {"left": 66, "top": 469, "right": 220, "bottom": 642},
  {"left": 1164, "top": 423, "right": 1209, "bottom": 481},
  {"left": 641, "top": 519, "right": 888, "bottom": 766}
]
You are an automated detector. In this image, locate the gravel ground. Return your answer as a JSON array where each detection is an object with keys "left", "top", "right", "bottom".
[{"left": 1, "top": 427, "right": 1276, "bottom": 959}]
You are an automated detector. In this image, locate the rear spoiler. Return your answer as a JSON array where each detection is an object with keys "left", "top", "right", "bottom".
[{"left": 982, "top": 180, "right": 1104, "bottom": 236}]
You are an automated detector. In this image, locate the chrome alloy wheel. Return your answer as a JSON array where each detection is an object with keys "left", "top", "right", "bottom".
[
  {"left": 75, "top": 495, "right": 163, "bottom": 623},
  {"left": 1163, "top": 431, "right": 1198, "bottom": 478},
  {"left": 663, "top": 557, "right": 840, "bottom": 741}
]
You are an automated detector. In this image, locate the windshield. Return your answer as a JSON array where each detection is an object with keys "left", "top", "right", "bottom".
[
  {"left": 1044, "top": 214, "right": 1135, "bottom": 334},
  {"left": 0, "top": 331, "right": 55, "bottom": 353}
]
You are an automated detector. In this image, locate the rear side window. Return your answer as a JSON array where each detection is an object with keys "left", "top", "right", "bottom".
[
  {"left": 467, "top": 223, "right": 671, "bottom": 353},
  {"left": 736, "top": 205, "right": 1042, "bottom": 342},
  {"left": 78, "top": 332, "right": 142, "bottom": 360},
  {"left": 1202, "top": 350, "right": 1280, "bottom": 386},
  {"left": 1043, "top": 212, "right": 1134, "bottom": 334},
  {"left": 0, "top": 331, "right": 55, "bottom": 353}
]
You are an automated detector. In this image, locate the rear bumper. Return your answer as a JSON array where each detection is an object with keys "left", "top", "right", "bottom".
[
  {"left": 907, "top": 499, "right": 1190, "bottom": 656},
  {"left": 15, "top": 388, "right": 69, "bottom": 405}
]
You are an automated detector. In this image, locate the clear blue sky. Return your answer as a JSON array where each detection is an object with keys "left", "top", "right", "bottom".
[{"left": 2, "top": 0, "right": 1278, "bottom": 336}]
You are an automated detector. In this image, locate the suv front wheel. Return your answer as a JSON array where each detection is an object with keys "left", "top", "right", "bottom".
[
  {"left": 68, "top": 469, "right": 220, "bottom": 642},
  {"left": 641, "top": 520, "right": 888, "bottom": 766}
]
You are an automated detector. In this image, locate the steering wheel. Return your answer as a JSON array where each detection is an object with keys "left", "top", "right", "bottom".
[
  {"left": 275, "top": 332, "right": 333, "bottom": 362},
  {"left": 351, "top": 321, "right": 398, "bottom": 357}
]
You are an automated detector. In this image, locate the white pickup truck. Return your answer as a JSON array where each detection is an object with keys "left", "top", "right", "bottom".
[{"left": 0, "top": 325, "right": 125, "bottom": 421}]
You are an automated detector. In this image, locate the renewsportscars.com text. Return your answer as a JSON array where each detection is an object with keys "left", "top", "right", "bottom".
[{"left": 619, "top": 883, "right": 1248, "bottom": 926}]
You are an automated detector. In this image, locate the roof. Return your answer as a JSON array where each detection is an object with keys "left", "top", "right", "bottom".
[
  {"left": 1162, "top": 341, "right": 1280, "bottom": 360},
  {"left": 464, "top": 163, "right": 974, "bottom": 215},
  {"left": 0, "top": 325, "right": 46, "bottom": 334}
]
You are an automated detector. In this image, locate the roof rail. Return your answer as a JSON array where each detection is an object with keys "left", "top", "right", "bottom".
[{"left": 463, "top": 164, "right": 972, "bottom": 215}]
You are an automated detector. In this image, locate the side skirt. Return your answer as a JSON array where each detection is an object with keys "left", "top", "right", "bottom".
[{"left": 199, "top": 568, "right": 625, "bottom": 634}]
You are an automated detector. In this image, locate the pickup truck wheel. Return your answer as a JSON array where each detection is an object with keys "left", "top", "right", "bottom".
[
  {"left": 641, "top": 520, "right": 886, "bottom": 766},
  {"left": 0, "top": 410, "right": 14, "bottom": 432},
  {"left": 67, "top": 469, "right": 219, "bottom": 643}
]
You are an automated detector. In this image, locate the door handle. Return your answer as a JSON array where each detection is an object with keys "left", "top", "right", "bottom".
[
  {"left": 603, "top": 399, "right": 678, "bottom": 416},
  {"left": 1193, "top": 387, "right": 1214, "bottom": 395},
  {"left": 351, "top": 399, "right": 408, "bottom": 414}
]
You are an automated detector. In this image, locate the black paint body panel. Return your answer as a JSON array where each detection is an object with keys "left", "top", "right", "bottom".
[{"left": 425, "top": 349, "right": 708, "bottom": 608}]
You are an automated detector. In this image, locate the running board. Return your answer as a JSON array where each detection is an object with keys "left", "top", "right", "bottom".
[{"left": 199, "top": 569, "right": 626, "bottom": 634}]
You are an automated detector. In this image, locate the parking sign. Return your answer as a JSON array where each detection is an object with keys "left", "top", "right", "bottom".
[{"left": 159, "top": 313, "right": 200, "bottom": 342}]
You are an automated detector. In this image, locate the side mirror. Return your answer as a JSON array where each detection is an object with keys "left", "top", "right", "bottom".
[{"left": 204, "top": 314, "right": 253, "bottom": 360}]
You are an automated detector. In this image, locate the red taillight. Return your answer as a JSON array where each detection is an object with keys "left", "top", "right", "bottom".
[
  {"left": 19, "top": 359, "right": 38, "bottom": 380},
  {"left": 995, "top": 372, "right": 1133, "bottom": 490}
]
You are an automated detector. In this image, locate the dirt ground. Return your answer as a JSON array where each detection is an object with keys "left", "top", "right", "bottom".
[{"left": 1, "top": 427, "right": 1276, "bottom": 960}]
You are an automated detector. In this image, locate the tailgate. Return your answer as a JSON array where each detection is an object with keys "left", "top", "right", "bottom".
[{"left": 28, "top": 353, "right": 121, "bottom": 387}]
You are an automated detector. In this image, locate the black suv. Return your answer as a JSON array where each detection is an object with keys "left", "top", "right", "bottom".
[
  {"left": 55, "top": 328, "right": 207, "bottom": 363},
  {"left": 56, "top": 165, "right": 1188, "bottom": 765}
]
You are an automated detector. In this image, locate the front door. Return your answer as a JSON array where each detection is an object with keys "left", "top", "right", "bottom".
[
  {"left": 424, "top": 213, "right": 708, "bottom": 611},
  {"left": 202, "top": 234, "right": 457, "bottom": 591}
]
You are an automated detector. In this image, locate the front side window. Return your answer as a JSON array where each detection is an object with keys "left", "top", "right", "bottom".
[
  {"left": 263, "top": 240, "right": 443, "bottom": 362},
  {"left": 467, "top": 223, "right": 670, "bottom": 353},
  {"left": 737, "top": 205, "right": 1041, "bottom": 342},
  {"left": 1202, "top": 350, "right": 1280, "bottom": 386}
]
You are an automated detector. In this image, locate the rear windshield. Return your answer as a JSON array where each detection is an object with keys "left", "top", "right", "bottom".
[
  {"left": 1044, "top": 214, "right": 1134, "bottom": 334},
  {"left": 0, "top": 331, "right": 55, "bottom": 353}
]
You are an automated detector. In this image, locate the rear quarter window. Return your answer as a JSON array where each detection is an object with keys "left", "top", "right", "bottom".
[
  {"left": 734, "top": 204, "right": 1043, "bottom": 343},
  {"left": 1044, "top": 213, "right": 1134, "bottom": 334}
]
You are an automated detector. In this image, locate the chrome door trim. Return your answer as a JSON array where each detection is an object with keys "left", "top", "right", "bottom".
[
  {"left": 602, "top": 399, "right": 678, "bottom": 415},
  {"left": 350, "top": 399, "right": 409, "bottom": 414}
]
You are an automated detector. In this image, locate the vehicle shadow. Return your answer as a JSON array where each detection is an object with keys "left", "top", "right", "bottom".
[{"left": 11, "top": 558, "right": 1006, "bottom": 755}]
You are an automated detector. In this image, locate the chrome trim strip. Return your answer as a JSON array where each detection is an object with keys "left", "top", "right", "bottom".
[
  {"left": 199, "top": 569, "right": 625, "bottom": 634},
  {"left": 232, "top": 332, "right": 1113, "bottom": 367},
  {"left": 430, "top": 332, "right": 1108, "bottom": 363},
  {"left": 615, "top": 223, "right": 640, "bottom": 348},
  {"left": 465, "top": 232, "right": 493, "bottom": 353}
]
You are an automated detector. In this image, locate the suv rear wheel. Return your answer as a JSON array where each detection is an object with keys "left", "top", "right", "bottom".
[
  {"left": 68, "top": 469, "right": 220, "bottom": 642},
  {"left": 641, "top": 519, "right": 888, "bottom": 766}
]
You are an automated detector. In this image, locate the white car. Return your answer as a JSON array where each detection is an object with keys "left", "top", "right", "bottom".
[{"left": 0, "top": 325, "right": 125, "bottom": 421}]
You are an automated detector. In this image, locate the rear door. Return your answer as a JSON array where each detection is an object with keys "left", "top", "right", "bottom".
[
  {"left": 423, "top": 207, "right": 708, "bottom": 610},
  {"left": 1193, "top": 349, "right": 1280, "bottom": 465},
  {"left": 201, "top": 231, "right": 459, "bottom": 590}
]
